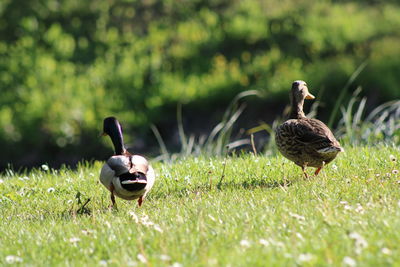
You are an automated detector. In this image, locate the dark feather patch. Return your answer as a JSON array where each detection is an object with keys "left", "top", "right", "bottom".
[{"left": 119, "top": 172, "right": 147, "bottom": 191}]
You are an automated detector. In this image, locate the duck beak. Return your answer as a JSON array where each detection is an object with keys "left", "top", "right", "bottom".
[
  {"left": 305, "top": 93, "right": 315, "bottom": 100},
  {"left": 305, "top": 87, "right": 315, "bottom": 99}
]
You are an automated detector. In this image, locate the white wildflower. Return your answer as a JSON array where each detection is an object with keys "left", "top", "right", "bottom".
[
  {"left": 331, "top": 164, "right": 338, "bottom": 171},
  {"left": 140, "top": 215, "right": 154, "bottom": 227},
  {"left": 128, "top": 211, "right": 139, "bottom": 223},
  {"left": 349, "top": 232, "right": 365, "bottom": 242},
  {"left": 343, "top": 256, "right": 356, "bottom": 267},
  {"left": 99, "top": 260, "right": 108, "bottom": 266},
  {"left": 81, "top": 229, "right": 94, "bottom": 235},
  {"left": 381, "top": 247, "right": 391, "bottom": 255},
  {"left": 340, "top": 201, "right": 348, "bottom": 205},
  {"left": 131, "top": 213, "right": 163, "bottom": 233},
  {"left": 298, "top": 253, "right": 314, "bottom": 263},
  {"left": 389, "top": 155, "right": 397, "bottom": 162},
  {"left": 171, "top": 263, "right": 183, "bottom": 267},
  {"left": 18, "top": 176, "right": 29, "bottom": 181},
  {"left": 240, "top": 239, "right": 251, "bottom": 248},
  {"left": 355, "top": 203, "right": 364, "bottom": 214},
  {"left": 41, "top": 164, "right": 49, "bottom": 171},
  {"left": 344, "top": 204, "right": 352, "bottom": 211},
  {"left": 69, "top": 237, "right": 80, "bottom": 243},
  {"left": 160, "top": 254, "right": 171, "bottom": 261},
  {"left": 17, "top": 188, "right": 25, "bottom": 197},
  {"left": 47, "top": 187, "right": 55, "bottom": 193},
  {"left": 67, "top": 199, "right": 73, "bottom": 205},
  {"left": 0, "top": 179, "right": 3, "bottom": 184},
  {"left": 289, "top": 212, "right": 305, "bottom": 221},
  {"left": 349, "top": 232, "right": 368, "bottom": 254},
  {"left": 393, "top": 170, "right": 399, "bottom": 175},
  {"left": 137, "top": 254, "right": 147, "bottom": 264},
  {"left": 153, "top": 224, "right": 164, "bottom": 233},
  {"left": 259, "top": 239, "right": 269, "bottom": 246},
  {"left": 5, "top": 255, "right": 23, "bottom": 264},
  {"left": 184, "top": 175, "right": 191, "bottom": 184},
  {"left": 296, "top": 232, "right": 304, "bottom": 241}
]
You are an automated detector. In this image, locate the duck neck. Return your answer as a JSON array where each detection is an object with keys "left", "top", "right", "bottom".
[
  {"left": 109, "top": 125, "right": 127, "bottom": 155},
  {"left": 289, "top": 94, "right": 306, "bottom": 119}
]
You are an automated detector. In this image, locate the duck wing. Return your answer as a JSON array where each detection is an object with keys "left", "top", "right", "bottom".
[
  {"left": 106, "top": 156, "right": 131, "bottom": 176},
  {"left": 130, "top": 155, "right": 149, "bottom": 174},
  {"left": 99, "top": 155, "right": 131, "bottom": 190},
  {"left": 296, "top": 118, "right": 342, "bottom": 152}
]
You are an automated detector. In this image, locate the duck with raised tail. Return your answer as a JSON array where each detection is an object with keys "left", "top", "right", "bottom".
[
  {"left": 99, "top": 117, "right": 155, "bottom": 207},
  {"left": 275, "top": 81, "right": 344, "bottom": 178}
]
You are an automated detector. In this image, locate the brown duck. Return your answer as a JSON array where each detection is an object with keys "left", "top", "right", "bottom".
[{"left": 275, "top": 80, "right": 344, "bottom": 177}]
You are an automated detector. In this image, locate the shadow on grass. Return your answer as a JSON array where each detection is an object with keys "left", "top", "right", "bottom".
[
  {"left": 150, "top": 176, "right": 297, "bottom": 201},
  {"left": 221, "top": 177, "right": 294, "bottom": 190}
]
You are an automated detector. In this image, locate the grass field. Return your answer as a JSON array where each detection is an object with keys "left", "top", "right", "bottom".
[{"left": 1, "top": 146, "right": 400, "bottom": 266}]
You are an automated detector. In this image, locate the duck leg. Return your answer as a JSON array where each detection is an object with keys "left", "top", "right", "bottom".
[
  {"left": 314, "top": 161, "right": 325, "bottom": 176},
  {"left": 110, "top": 192, "right": 116, "bottom": 207},
  {"left": 301, "top": 165, "right": 309, "bottom": 179},
  {"left": 138, "top": 196, "right": 143, "bottom": 207},
  {"left": 109, "top": 184, "right": 116, "bottom": 209}
]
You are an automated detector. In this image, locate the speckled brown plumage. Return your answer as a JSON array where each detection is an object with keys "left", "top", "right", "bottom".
[{"left": 275, "top": 81, "right": 343, "bottom": 177}]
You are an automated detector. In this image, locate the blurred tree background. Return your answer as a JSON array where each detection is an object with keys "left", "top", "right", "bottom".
[{"left": 0, "top": 0, "right": 399, "bottom": 169}]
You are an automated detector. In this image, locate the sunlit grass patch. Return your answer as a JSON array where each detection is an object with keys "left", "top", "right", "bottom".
[{"left": 1, "top": 146, "right": 400, "bottom": 266}]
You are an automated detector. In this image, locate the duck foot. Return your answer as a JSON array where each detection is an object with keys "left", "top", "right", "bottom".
[{"left": 108, "top": 204, "right": 118, "bottom": 210}]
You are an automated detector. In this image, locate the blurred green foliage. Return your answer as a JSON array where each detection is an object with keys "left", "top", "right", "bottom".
[{"left": 0, "top": 0, "right": 399, "bottom": 168}]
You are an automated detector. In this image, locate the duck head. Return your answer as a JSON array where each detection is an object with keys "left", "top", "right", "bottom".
[
  {"left": 102, "top": 117, "right": 127, "bottom": 155},
  {"left": 290, "top": 80, "right": 315, "bottom": 119},
  {"left": 291, "top": 80, "right": 315, "bottom": 101}
]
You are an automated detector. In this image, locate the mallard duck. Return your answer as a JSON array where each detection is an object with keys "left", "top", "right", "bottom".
[
  {"left": 275, "top": 80, "right": 344, "bottom": 177},
  {"left": 99, "top": 117, "right": 155, "bottom": 207}
]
